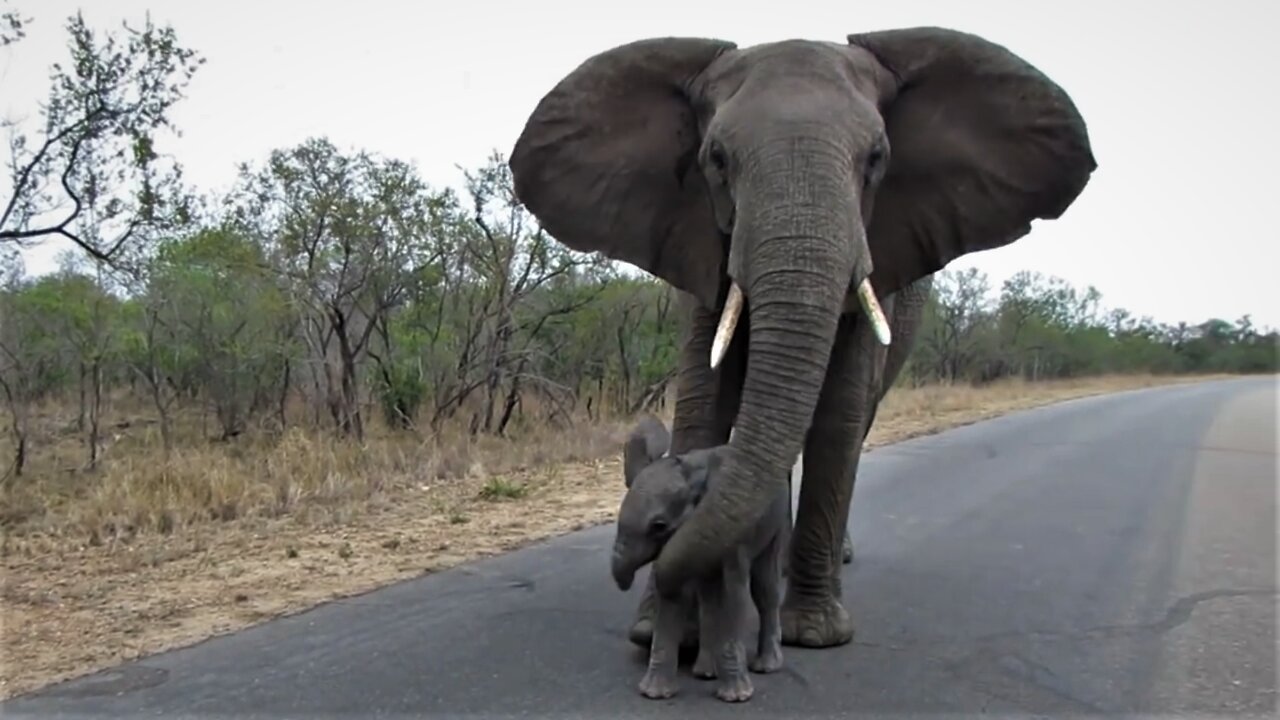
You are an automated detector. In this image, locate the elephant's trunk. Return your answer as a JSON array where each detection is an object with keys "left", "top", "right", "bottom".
[
  {"left": 612, "top": 548, "right": 637, "bottom": 592},
  {"left": 612, "top": 538, "right": 657, "bottom": 592},
  {"left": 652, "top": 142, "right": 865, "bottom": 595}
]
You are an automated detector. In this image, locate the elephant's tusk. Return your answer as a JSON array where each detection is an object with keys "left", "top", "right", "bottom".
[
  {"left": 710, "top": 283, "right": 744, "bottom": 369},
  {"left": 857, "top": 278, "right": 892, "bottom": 346}
]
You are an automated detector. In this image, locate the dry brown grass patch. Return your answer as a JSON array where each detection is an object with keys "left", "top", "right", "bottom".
[{"left": 866, "top": 373, "right": 1230, "bottom": 448}]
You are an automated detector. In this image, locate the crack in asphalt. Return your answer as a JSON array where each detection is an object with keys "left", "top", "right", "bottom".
[
  {"left": 854, "top": 586, "right": 1277, "bottom": 653},
  {"left": 969, "top": 587, "right": 1278, "bottom": 647}
]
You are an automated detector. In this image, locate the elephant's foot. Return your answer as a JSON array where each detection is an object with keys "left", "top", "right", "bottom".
[
  {"left": 638, "top": 668, "right": 678, "bottom": 699},
  {"left": 780, "top": 595, "right": 854, "bottom": 647},
  {"left": 749, "top": 645, "right": 783, "bottom": 674},
  {"left": 715, "top": 673, "right": 754, "bottom": 703},
  {"left": 629, "top": 594, "right": 700, "bottom": 650},
  {"left": 692, "top": 648, "right": 716, "bottom": 679},
  {"left": 841, "top": 532, "right": 854, "bottom": 565}
]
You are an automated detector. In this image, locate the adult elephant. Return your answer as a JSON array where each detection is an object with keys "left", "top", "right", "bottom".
[{"left": 509, "top": 28, "right": 1096, "bottom": 649}]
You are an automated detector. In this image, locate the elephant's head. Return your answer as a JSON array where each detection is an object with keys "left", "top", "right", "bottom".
[
  {"left": 612, "top": 426, "right": 720, "bottom": 592},
  {"left": 511, "top": 28, "right": 1096, "bottom": 595}
]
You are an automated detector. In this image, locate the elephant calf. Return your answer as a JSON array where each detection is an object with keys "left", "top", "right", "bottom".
[{"left": 612, "top": 417, "right": 789, "bottom": 702}]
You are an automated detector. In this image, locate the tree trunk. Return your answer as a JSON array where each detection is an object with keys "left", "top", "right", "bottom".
[
  {"left": 87, "top": 357, "right": 103, "bottom": 470},
  {"left": 277, "top": 357, "right": 291, "bottom": 431},
  {"left": 0, "top": 377, "right": 26, "bottom": 479},
  {"left": 496, "top": 357, "right": 527, "bottom": 436},
  {"left": 12, "top": 431, "right": 24, "bottom": 478},
  {"left": 77, "top": 361, "right": 87, "bottom": 433},
  {"left": 145, "top": 369, "right": 172, "bottom": 458}
]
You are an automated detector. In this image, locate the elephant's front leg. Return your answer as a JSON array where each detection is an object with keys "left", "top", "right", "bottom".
[
  {"left": 691, "top": 582, "right": 719, "bottom": 679},
  {"left": 781, "top": 310, "right": 886, "bottom": 648},
  {"left": 748, "top": 526, "right": 785, "bottom": 673},
  {"left": 636, "top": 589, "right": 686, "bottom": 699},
  {"left": 629, "top": 293, "right": 745, "bottom": 649},
  {"left": 834, "top": 278, "right": 928, "bottom": 569},
  {"left": 629, "top": 576, "right": 699, "bottom": 651},
  {"left": 703, "top": 553, "right": 756, "bottom": 703}
]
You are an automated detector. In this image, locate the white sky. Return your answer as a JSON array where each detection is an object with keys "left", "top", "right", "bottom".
[{"left": 4, "top": 0, "right": 1278, "bottom": 329}]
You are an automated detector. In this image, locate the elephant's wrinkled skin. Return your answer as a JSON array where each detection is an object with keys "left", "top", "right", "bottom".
[
  {"left": 510, "top": 28, "right": 1096, "bottom": 649},
  {"left": 612, "top": 419, "right": 789, "bottom": 702}
]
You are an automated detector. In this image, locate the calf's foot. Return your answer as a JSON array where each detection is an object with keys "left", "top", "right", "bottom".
[
  {"left": 715, "top": 673, "right": 754, "bottom": 703},
  {"left": 637, "top": 668, "right": 678, "bottom": 699}
]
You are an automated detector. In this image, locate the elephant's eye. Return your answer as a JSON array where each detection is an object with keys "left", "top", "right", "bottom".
[
  {"left": 648, "top": 518, "right": 669, "bottom": 537},
  {"left": 864, "top": 145, "right": 887, "bottom": 187},
  {"left": 707, "top": 143, "right": 728, "bottom": 174}
]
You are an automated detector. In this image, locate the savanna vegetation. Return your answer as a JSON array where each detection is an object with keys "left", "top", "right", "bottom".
[{"left": 0, "top": 4, "right": 1273, "bottom": 699}]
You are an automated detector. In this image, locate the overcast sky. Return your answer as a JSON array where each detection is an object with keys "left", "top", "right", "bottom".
[{"left": 4, "top": 0, "right": 1277, "bottom": 328}]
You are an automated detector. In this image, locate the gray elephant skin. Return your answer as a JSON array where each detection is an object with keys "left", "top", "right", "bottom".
[
  {"left": 613, "top": 417, "right": 789, "bottom": 701},
  {"left": 509, "top": 27, "right": 1097, "bottom": 650}
]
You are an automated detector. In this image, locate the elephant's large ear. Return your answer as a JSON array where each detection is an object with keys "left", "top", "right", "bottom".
[
  {"left": 846, "top": 28, "right": 1097, "bottom": 297},
  {"left": 675, "top": 447, "right": 721, "bottom": 505},
  {"left": 623, "top": 416, "right": 670, "bottom": 489},
  {"left": 509, "top": 38, "right": 736, "bottom": 309}
]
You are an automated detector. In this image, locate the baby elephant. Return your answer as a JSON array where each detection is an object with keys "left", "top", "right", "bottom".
[{"left": 611, "top": 417, "right": 788, "bottom": 703}]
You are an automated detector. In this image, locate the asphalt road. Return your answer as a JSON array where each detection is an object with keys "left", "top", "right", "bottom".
[{"left": 5, "top": 377, "right": 1276, "bottom": 719}]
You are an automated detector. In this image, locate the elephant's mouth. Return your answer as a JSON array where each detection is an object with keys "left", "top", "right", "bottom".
[{"left": 709, "top": 277, "right": 892, "bottom": 369}]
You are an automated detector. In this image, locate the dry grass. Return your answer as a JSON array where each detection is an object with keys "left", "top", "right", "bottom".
[
  {"left": 2, "top": 398, "right": 626, "bottom": 542},
  {"left": 0, "top": 372, "right": 1238, "bottom": 698},
  {"left": 865, "top": 373, "right": 1232, "bottom": 448}
]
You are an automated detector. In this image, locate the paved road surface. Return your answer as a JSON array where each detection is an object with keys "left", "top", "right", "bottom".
[{"left": 5, "top": 377, "right": 1276, "bottom": 718}]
